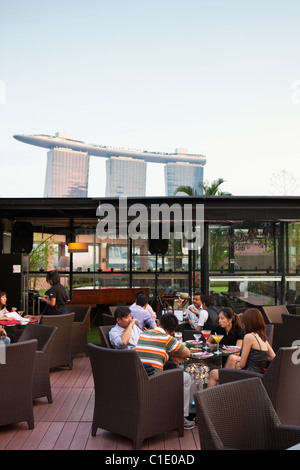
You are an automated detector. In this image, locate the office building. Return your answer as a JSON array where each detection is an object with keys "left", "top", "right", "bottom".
[
  {"left": 165, "top": 162, "right": 204, "bottom": 196},
  {"left": 44, "top": 147, "right": 89, "bottom": 197},
  {"left": 105, "top": 156, "right": 147, "bottom": 197}
]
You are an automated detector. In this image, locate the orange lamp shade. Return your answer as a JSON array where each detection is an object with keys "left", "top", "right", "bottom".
[{"left": 67, "top": 242, "right": 89, "bottom": 253}]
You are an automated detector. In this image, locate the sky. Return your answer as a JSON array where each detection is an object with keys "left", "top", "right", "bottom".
[{"left": 1, "top": 0, "right": 300, "bottom": 198}]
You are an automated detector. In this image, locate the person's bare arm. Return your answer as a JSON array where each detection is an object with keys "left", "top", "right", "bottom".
[{"left": 120, "top": 318, "right": 139, "bottom": 345}]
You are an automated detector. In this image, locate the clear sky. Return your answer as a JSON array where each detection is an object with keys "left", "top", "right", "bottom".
[{"left": 1, "top": 0, "right": 300, "bottom": 198}]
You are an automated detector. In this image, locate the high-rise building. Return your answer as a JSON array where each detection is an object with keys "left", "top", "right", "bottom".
[
  {"left": 165, "top": 162, "right": 204, "bottom": 196},
  {"left": 105, "top": 156, "right": 147, "bottom": 197},
  {"left": 44, "top": 147, "right": 89, "bottom": 197}
]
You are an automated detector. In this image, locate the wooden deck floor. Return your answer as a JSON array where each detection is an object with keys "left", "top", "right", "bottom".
[{"left": 0, "top": 356, "right": 200, "bottom": 451}]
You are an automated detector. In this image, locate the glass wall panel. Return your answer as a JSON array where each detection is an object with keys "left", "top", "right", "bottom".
[
  {"left": 27, "top": 219, "right": 300, "bottom": 309},
  {"left": 208, "top": 222, "right": 284, "bottom": 305}
]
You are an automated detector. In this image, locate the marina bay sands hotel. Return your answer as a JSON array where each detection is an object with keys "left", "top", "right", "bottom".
[{"left": 14, "top": 132, "right": 206, "bottom": 197}]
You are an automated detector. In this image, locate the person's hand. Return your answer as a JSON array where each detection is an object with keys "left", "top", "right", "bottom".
[
  {"left": 189, "top": 307, "right": 198, "bottom": 315},
  {"left": 0, "top": 328, "right": 7, "bottom": 338},
  {"left": 169, "top": 353, "right": 184, "bottom": 365},
  {"left": 11, "top": 307, "right": 17, "bottom": 312},
  {"left": 128, "top": 317, "right": 139, "bottom": 329}
]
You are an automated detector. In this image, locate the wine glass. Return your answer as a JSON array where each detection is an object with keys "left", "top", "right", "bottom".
[
  {"left": 174, "top": 331, "right": 182, "bottom": 342},
  {"left": 193, "top": 333, "right": 201, "bottom": 348},
  {"left": 212, "top": 334, "right": 224, "bottom": 355},
  {"left": 202, "top": 330, "right": 211, "bottom": 351}
]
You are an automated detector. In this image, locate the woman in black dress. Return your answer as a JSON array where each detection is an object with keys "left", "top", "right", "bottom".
[
  {"left": 207, "top": 308, "right": 275, "bottom": 387},
  {"left": 225, "top": 308, "right": 275, "bottom": 372}
]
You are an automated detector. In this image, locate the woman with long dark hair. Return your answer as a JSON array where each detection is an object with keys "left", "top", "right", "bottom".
[
  {"left": 207, "top": 308, "right": 275, "bottom": 387},
  {"left": 227, "top": 308, "right": 275, "bottom": 372},
  {"left": 207, "top": 307, "right": 244, "bottom": 349}
]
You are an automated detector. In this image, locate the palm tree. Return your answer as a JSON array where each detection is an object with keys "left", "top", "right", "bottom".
[{"left": 174, "top": 177, "right": 231, "bottom": 196}]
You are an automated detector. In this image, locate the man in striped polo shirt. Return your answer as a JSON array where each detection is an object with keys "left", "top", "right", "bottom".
[{"left": 135, "top": 313, "right": 195, "bottom": 430}]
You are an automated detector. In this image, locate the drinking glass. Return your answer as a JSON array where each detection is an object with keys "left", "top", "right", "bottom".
[
  {"left": 193, "top": 333, "right": 201, "bottom": 348},
  {"left": 174, "top": 331, "right": 182, "bottom": 342},
  {"left": 212, "top": 334, "right": 224, "bottom": 355},
  {"left": 202, "top": 330, "right": 211, "bottom": 351}
]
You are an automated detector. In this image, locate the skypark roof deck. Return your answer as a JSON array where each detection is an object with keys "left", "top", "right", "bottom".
[{"left": 13, "top": 134, "right": 207, "bottom": 165}]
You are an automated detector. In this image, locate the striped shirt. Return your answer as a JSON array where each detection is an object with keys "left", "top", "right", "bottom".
[{"left": 135, "top": 326, "right": 184, "bottom": 371}]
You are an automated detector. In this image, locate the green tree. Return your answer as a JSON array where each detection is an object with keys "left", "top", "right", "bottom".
[
  {"left": 29, "top": 235, "right": 58, "bottom": 289},
  {"left": 174, "top": 178, "right": 231, "bottom": 272},
  {"left": 174, "top": 177, "right": 231, "bottom": 196}
]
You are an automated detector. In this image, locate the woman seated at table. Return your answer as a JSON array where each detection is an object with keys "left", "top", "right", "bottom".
[
  {"left": 207, "top": 308, "right": 275, "bottom": 387},
  {"left": 25, "top": 270, "right": 69, "bottom": 319},
  {"left": 0, "top": 290, "right": 17, "bottom": 317},
  {"left": 207, "top": 307, "right": 244, "bottom": 350}
]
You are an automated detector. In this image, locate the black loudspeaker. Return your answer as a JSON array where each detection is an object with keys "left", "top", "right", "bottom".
[
  {"left": 148, "top": 238, "right": 169, "bottom": 255},
  {"left": 11, "top": 222, "right": 33, "bottom": 253}
]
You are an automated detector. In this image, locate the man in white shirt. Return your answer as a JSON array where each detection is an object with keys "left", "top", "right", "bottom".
[
  {"left": 183, "top": 292, "right": 208, "bottom": 331},
  {"left": 109, "top": 306, "right": 142, "bottom": 349}
]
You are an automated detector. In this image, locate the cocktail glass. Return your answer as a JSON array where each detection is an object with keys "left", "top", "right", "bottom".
[
  {"left": 193, "top": 333, "right": 201, "bottom": 348},
  {"left": 212, "top": 334, "right": 224, "bottom": 355},
  {"left": 202, "top": 330, "right": 211, "bottom": 351}
]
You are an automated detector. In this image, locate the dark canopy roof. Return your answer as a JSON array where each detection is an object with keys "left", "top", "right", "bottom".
[{"left": 0, "top": 196, "right": 300, "bottom": 233}]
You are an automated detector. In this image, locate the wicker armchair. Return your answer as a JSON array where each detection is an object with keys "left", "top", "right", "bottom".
[
  {"left": 182, "top": 329, "right": 197, "bottom": 341},
  {"left": 262, "top": 305, "right": 289, "bottom": 323},
  {"left": 108, "top": 306, "right": 117, "bottom": 316},
  {"left": 102, "top": 313, "right": 116, "bottom": 326},
  {"left": 40, "top": 313, "right": 75, "bottom": 370},
  {"left": 195, "top": 377, "right": 300, "bottom": 450},
  {"left": 88, "top": 344, "right": 184, "bottom": 449},
  {"left": 219, "top": 347, "right": 300, "bottom": 425},
  {"left": 99, "top": 325, "right": 113, "bottom": 348},
  {"left": 17, "top": 323, "right": 57, "bottom": 403},
  {"left": 0, "top": 340, "right": 37, "bottom": 429},
  {"left": 66, "top": 305, "right": 91, "bottom": 356},
  {"left": 282, "top": 313, "right": 300, "bottom": 348},
  {"left": 262, "top": 305, "right": 289, "bottom": 351}
]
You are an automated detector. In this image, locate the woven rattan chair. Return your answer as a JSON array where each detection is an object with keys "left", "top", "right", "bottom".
[
  {"left": 66, "top": 305, "right": 91, "bottom": 356},
  {"left": 40, "top": 313, "right": 75, "bottom": 370},
  {"left": 195, "top": 377, "right": 300, "bottom": 450},
  {"left": 182, "top": 329, "right": 197, "bottom": 342},
  {"left": 108, "top": 306, "right": 117, "bottom": 316},
  {"left": 17, "top": 323, "right": 57, "bottom": 403},
  {"left": 0, "top": 339, "right": 37, "bottom": 429},
  {"left": 102, "top": 313, "right": 116, "bottom": 326},
  {"left": 88, "top": 344, "right": 184, "bottom": 449},
  {"left": 265, "top": 323, "right": 274, "bottom": 347},
  {"left": 282, "top": 313, "right": 300, "bottom": 348},
  {"left": 262, "top": 305, "right": 289, "bottom": 351},
  {"left": 219, "top": 347, "right": 300, "bottom": 425},
  {"left": 99, "top": 325, "right": 113, "bottom": 348},
  {"left": 262, "top": 305, "right": 289, "bottom": 323}
]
